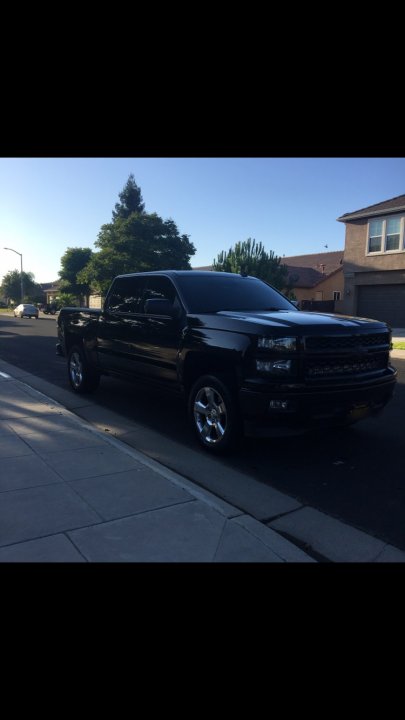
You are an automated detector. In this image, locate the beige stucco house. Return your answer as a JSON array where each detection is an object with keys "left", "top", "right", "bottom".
[
  {"left": 282, "top": 251, "right": 344, "bottom": 305},
  {"left": 40, "top": 281, "right": 61, "bottom": 304},
  {"left": 337, "top": 194, "right": 405, "bottom": 327}
]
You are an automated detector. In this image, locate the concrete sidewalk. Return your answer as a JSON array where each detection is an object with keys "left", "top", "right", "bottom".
[
  {"left": 1, "top": 361, "right": 404, "bottom": 563},
  {"left": 0, "top": 368, "right": 315, "bottom": 563}
]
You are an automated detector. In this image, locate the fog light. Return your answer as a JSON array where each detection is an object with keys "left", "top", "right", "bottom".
[{"left": 269, "top": 400, "right": 289, "bottom": 410}]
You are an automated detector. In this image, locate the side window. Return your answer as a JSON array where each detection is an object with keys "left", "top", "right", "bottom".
[
  {"left": 106, "top": 277, "right": 144, "bottom": 313},
  {"left": 142, "top": 277, "right": 177, "bottom": 312}
]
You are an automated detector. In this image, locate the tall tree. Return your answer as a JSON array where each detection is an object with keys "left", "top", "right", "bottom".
[
  {"left": 0, "top": 270, "right": 44, "bottom": 304},
  {"left": 58, "top": 247, "right": 94, "bottom": 303},
  {"left": 212, "top": 238, "right": 288, "bottom": 290},
  {"left": 112, "top": 173, "right": 145, "bottom": 220},
  {"left": 79, "top": 176, "right": 196, "bottom": 295}
]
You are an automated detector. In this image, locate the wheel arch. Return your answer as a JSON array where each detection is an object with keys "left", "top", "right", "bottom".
[
  {"left": 63, "top": 330, "right": 84, "bottom": 356},
  {"left": 181, "top": 350, "right": 241, "bottom": 395}
]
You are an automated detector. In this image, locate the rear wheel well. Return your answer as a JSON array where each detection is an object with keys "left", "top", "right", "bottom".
[{"left": 63, "top": 331, "right": 83, "bottom": 356}]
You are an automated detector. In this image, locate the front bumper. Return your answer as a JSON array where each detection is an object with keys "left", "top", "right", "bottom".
[{"left": 239, "top": 368, "right": 397, "bottom": 428}]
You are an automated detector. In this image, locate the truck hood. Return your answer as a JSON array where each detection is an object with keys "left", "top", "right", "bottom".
[{"left": 188, "top": 310, "right": 388, "bottom": 335}]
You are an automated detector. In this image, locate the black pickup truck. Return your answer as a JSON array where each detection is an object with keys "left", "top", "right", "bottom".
[{"left": 57, "top": 270, "right": 397, "bottom": 452}]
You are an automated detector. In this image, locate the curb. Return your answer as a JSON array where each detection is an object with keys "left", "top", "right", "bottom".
[
  {"left": 4, "top": 371, "right": 315, "bottom": 563},
  {"left": 1, "top": 358, "right": 404, "bottom": 562}
]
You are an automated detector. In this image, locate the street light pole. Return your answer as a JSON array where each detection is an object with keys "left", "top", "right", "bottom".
[{"left": 3, "top": 247, "right": 24, "bottom": 302}]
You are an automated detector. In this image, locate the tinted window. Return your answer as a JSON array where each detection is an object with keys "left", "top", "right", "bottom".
[
  {"left": 106, "top": 276, "right": 180, "bottom": 314},
  {"left": 176, "top": 274, "right": 294, "bottom": 313},
  {"left": 106, "top": 277, "right": 144, "bottom": 313},
  {"left": 143, "top": 276, "right": 176, "bottom": 305}
]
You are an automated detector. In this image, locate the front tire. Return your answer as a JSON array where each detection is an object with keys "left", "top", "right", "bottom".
[
  {"left": 188, "top": 374, "right": 241, "bottom": 453},
  {"left": 67, "top": 345, "right": 100, "bottom": 394}
]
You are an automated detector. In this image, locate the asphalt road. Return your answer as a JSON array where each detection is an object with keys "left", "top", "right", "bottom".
[{"left": 1, "top": 312, "right": 404, "bottom": 551}]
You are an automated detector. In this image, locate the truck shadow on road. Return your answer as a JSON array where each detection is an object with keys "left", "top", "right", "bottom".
[{"left": 92, "top": 373, "right": 405, "bottom": 551}]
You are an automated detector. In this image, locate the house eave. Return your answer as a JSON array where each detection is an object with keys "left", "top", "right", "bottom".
[{"left": 337, "top": 205, "right": 405, "bottom": 222}]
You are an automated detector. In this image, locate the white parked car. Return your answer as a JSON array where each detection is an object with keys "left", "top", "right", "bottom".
[{"left": 13, "top": 303, "right": 39, "bottom": 319}]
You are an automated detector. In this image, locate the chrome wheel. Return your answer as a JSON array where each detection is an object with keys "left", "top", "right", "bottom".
[
  {"left": 67, "top": 345, "right": 100, "bottom": 394},
  {"left": 193, "top": 385, "right": 228, "bottom": 445},
  {"left": 69, "top": 350, "right": 83, "bottom": 390}
]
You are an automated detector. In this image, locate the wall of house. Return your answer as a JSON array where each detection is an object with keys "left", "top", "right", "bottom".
[
  {"left": 292, "top": 269, "right": 344, "bottom": 303},
  {"left": 341, "top": 219, "right": 405, "bottom": 316},
  {"left": 344, "top": 219, "right": 405, "bottom": 273},
  {"left": 45, "top": 290, "right": 58, "bottom": 303},
  {"left": 89, "top": 295, "right": 104, "bottom": 308},
  {"left": 293, "top": 288, "right": 316, "bottom": 302}
]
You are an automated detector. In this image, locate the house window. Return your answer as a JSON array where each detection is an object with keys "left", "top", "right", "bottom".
[
  {"left": 368, "top": 220, "right": 383, "bottom": 253},
  {"left": 367, "top": 215, "right": 404, "bottom": 254},
  {"left": 385, "top": 217, "right": 401, "bottom": 251},
  {"left": 333, "top": 291, "right": 341, "bottom": 301}
]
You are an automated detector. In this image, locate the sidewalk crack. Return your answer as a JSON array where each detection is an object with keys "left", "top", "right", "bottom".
[{"left": 212, "top": 519, "right": 228, "bottom": 562}]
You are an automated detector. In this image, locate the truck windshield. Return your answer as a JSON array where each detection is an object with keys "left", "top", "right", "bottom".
[{"left": 176, "top": 274, "right": 294, "bottom": 314}]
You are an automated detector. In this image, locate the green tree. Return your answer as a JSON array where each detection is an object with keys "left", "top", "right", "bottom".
[
  {"left": 112, "top": 173, "right": 145, "bottom": 220},
  {"left": 58, "top": 247, "right": 94, "bottom": 304},
  {"left": 0, "top": 270, "right": 44, "bottom": 304},
  {"left": 212, "top": 238, "right": 289, "bottom": 290},
  {"left": 78, "top": 176, "right": 196, "bottom": 295},
  {"left": 57, "top": 292, "right": 78, "bottom": 307},
  {"left": 283, "top": 272, "right": 299, "bottom": 300}
]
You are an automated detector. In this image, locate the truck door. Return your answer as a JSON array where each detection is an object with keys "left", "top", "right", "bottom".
[
  {"left": 96, "top": 275, "right": 145, "bottom": 374},
  {"left": 134, "top": 275, "right": 184, "bottom": 384},
  {"left": 96, "top": 275, "right": 183, "bottom": 386}
]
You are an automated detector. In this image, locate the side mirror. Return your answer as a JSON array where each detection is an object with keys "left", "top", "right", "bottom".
[{"left": 144, "top": 298, "right": 175, "bottom": 316}]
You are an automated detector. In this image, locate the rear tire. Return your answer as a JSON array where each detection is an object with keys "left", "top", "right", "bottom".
[
  {"left": 67, "top": 345, "right": 100, "bottom": 394},
  {"left": 188, "top": 374, "right": 241, "bottom": 453}
]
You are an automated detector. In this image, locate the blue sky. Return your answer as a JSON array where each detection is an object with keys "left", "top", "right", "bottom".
[{"left": 0, "top": 157, "right": 404, "bottom": 284}]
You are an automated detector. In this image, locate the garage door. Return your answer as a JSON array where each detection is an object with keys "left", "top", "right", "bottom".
[{"left": 357, "top": 285, "right": 405, "bottom": 327}]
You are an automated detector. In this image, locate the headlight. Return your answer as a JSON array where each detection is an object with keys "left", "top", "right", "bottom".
[
  {"left": 257, "top": 336, "right": 297, "bottom": 351},
  {"left": 256, "top": 359, "right": 292, "bottom": 374}
]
